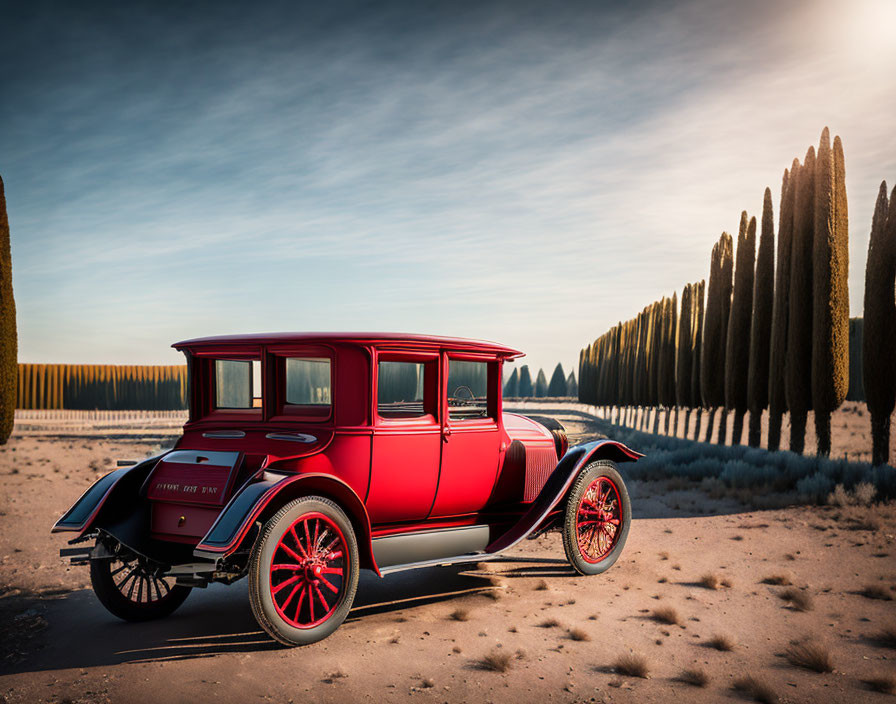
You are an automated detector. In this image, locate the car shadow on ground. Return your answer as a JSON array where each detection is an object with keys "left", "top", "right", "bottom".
[{"left": 3, "top": 558, "right": 568, "bottom": 674}]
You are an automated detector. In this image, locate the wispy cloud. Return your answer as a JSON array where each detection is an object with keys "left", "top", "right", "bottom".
[{"left": 1, "top": 0, "right": 894, "bottom": 374}]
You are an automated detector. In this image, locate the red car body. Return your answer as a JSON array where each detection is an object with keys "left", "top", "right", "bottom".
[{"left": 54, "top": 333, "right": 641, "bottom": 644}]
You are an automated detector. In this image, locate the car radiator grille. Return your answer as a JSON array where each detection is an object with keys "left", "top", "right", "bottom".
[{"left": 524, "top": 446, "right": 558, "bottom": 502}]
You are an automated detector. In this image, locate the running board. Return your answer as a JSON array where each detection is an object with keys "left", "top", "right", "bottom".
[{"left": 377, "top": 550, "right": 501, "bottom": 576}]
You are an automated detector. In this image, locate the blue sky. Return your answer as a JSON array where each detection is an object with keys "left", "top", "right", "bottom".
[{"left": 1, "top": 0, "right": 894, "bottom": 378}]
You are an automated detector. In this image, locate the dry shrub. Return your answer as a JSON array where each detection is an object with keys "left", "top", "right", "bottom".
[
  {"left": 420, "top": 678, "right": 435, "bottom": 688},
  {"left": 534, "top": 579, "right": 550, "bottom": 591},
  {"left": 677, "top": 668, "right": 709, "bottom": 687},
  {"left": 699, "top": 574, "right": 720, "bottom": 590},
  {"left": 860, "top": 584, "right": 893, "bottom": 601},
  {"left": 784, "top": 639, "right": 833, "bottom": 672},
  {"left": 613, "top": 653, "right": 649, "bottom": 678},
  {"left": 721, "top": 577, "right": 733, "bottom": 588},
  {"left": 651, "top": 606, "right": 680, "bottom": 625},
  {"left": 732, "top": 675, "right": 777, "bottom": 703},
  {"left": 762, "top": 574, "right": 793, "bottom": 586},
  {"left": 478, "top": 650, "right": 512, "bottom": 672},
  {"left": 450, "top": 608, "right": 470, "bottom": 621},
  {"left": 538, "top": 618, "right": 561, "bottom": 628},
  {"left": 778, "top": 587, "right": 813, "bottom": 611},
  {"left": 659, "top": 551, "right": 669, "bottom": 561},
  {"left": 658, "top": 576, "right": 668, "bottom": 584},
  {"left": 566, "top": 627, "right": 591, "bottom": 642},
  {"left": 706, "top": 634, "right": 735, "bottom": 651},
  {"left": 864, "top": 675, "right": 895, "bottom": 694}
]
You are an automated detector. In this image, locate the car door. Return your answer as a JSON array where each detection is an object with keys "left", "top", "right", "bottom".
[
  {"left": 430, "top": 353, "right": 502, "bottom": 517},
  {"left": 365, "top": 351, "right": 442, "bottom": 524}
]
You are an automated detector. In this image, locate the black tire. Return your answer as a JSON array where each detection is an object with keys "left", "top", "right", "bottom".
[
  {"left": 248, "top": 496, "right": 360, "bottom": 646},
  {"left": 562, "top": 460, "right": 631, "bottom": 575},
  {"left": 90, "top": 548, "right": 191, "bottom": 622}
]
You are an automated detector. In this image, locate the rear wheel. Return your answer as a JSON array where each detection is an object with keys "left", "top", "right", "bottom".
[
  {"left": 562, "top": 460, "right": 631, "bottom": 575},
  {"left": 90, "top": 547, "right": 191, "bottom": 621},
  {"left": 248, "top": 496, "right": 359, "bottom": 646}
]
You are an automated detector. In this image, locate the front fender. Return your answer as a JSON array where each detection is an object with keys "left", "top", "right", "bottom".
[
  {"left": 193, "top": 472, "right": 379, "bottom": 576},
  {"left": 51, "top": 455, "right": 164, "bottom": 535},
  {"left": 485, "top": 439, "right": 641, "bottom": 553}
]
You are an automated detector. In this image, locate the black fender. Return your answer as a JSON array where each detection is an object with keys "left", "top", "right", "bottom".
[
  {"left": 485, "top": 439, "right": 641, "bottom": 553},
  {"left": 51, "top": 455, "right": 164, "bottom": 535},
  {"left": 193, "top": 471, "right": 379, "bottom": 576}
]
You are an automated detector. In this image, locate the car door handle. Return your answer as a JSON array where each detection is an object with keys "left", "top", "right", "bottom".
[{"left": 442, "top": 428, "right": 451, "bottom": 442}]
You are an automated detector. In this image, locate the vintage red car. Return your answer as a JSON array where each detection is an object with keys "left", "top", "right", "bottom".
[{"left": 53, "top": 333, "right": 641, "bottom": 645}]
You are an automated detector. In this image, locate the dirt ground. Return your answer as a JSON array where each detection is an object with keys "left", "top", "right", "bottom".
[{"left": 0, "top": 409, "right": 894, "bottom": 704}]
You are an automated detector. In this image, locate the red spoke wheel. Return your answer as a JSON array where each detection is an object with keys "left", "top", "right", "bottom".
[
  {"left": 562, "top": 460, "right": 631, "bottom": 575},
  {"left": 90, "top": 547, "right": 191, "bottom": 622},
  {"left": 249, "top": 496, "right": 359, "bottom": 646}
]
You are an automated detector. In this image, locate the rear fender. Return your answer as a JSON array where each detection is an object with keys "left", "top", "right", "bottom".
[
  {"left": 485, "top": 439, "right": 641, "bottom": 553},
  {"left": 194, "top": 472, "right": 379, "bottom": 576},
  {"left": 51, "top": 455, "right": 164, "bottom": 535}
]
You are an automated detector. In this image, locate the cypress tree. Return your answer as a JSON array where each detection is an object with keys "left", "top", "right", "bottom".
[
  {"left": 691, "top": 279, "right": 705, "bottom": 439},
  {"left": 702, "top": 233, "right": 734, "bottom": 443},
  {"left": 725, "top": 212, "right": 756, "bottom": 445},
  {"left": 847, "top": 319, "right": 864, "bottom": 402},
  {"left": 566, "top": 371, "right": 577, "bottom": 399},
  {"left": 518, "top": 365, "right": 533, "bottom": 398},
  {"left": 786, "top": 146, "right": 816, "bottom": 454},
  {"left": 676, "top": 284, "right": 693, "bottom": 409},
  {"left": 863, "top": 182, "right": 895, "bottom": 465},
  {"left": 747, "top": 189, "right": 775, "bottom": 447},
  {"left": 0, "top": 176, "right": 15, "bottom": 442},
  {"left": 548, "top": 363, "right": 567, "bottom": 397},
  {"left": 504, "top": 368, "right": 519, "bottom": 398},
  {"left": 535, "top": 369, "right": 548, "bottom": 397},
  {"left": 768, "top": 162, "right": 798, "bottom": 451},
  {"left": 812, "top": 128, "right": 849, "bottom": 457}
]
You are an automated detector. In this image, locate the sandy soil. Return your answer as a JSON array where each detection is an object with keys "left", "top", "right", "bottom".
[{"left": 0, "top": 410, "right": 894, "bottom": 704}]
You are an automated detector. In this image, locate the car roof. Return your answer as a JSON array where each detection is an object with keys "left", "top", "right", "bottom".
[{"left": 173, "top": 332, "right": 524, "bottom": 358}]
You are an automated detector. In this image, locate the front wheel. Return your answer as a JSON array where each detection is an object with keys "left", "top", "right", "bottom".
[
  {"left": 248, "top": 496, "right": 360, "bottom": 646},
  {"left": 90, "top": 547, "right": 191, "bottom": 621},
  {"left": 562, "top": 460, "right": 631, "bottom": 575}
]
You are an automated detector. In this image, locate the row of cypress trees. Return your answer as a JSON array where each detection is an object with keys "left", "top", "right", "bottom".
[
  {"left": 15, "top": 364, "right": 188, "bottom": 410},
  {"left": 579, "top": 128, "right": 894, "bottom": 464},
  {"left": 504, "top": 363, "right": 577, "bottom": 398}
]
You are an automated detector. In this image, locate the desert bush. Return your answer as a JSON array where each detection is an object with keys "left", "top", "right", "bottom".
[
  {"left": 612, "top": 653, "right": 649, "bottom": 678},
  {"left": 477, "top": 650, "right": 512, "bottom": 672},
  {"left": 449, "top": 608, "right": 470, "bottom": 621},
  {"left": 706, "top": 634, "right": 735, "bottom": 651},
  {"left": 651, "top": 606, "right": 679, "bottom": 625},
  {"left": 699, "top": 574, "right": 720, "bottom": 590},
  {"left": 778, "top": 587, "right": 813, "bottom": 612},
  {"left": 762, "top": 574, "right": 793, "bottom": 586},
  {"left": 784, "top": 639, "right": 833, "bottom": 672},
  {"left": 732, "top": 675, "right": 777, "bottom": 703},
  {"left": 677, "top": 668, "right": 709, "bottom": 687},
  {"left": 566, "top": 627, "right": 590, "bottom": 641}
]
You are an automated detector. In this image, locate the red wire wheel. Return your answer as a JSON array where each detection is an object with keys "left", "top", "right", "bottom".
[
  {"left": 249, "top": 496, "right": 359, "bottom": 646},
  {"left": 575, "top": 477, "right": 622, "bottom": 563},
  {"left": 562, "top": 460, "right": 631, "bottom": 575},
  {"left": 90, "top": 548, "right": 191, "bottom": 621},
  {"left": 269, "top": 512, "right": 348, "bottom": 629}
]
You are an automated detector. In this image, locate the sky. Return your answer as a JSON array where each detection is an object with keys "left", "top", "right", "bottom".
[{"left": 1, "top": 0, "right": 895, "bottom": 379}]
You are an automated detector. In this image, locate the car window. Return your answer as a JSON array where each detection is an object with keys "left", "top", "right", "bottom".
[
  {"left": 377, "top": 361, "right": 426, "bottom": 418},
  {"left": 285, "top": 357, "right": 331, "bottom": 406},
  {"left": 447, "top": 360, "right": 489, "bottom": 421},
  {"left": 215, "top": 359, "right": 260, "bottom": 409}
]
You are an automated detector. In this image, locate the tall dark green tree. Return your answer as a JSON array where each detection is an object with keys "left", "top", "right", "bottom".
[
  {"left": 534, "top": 368, "right": 548, "bottom": 398},
  {"left": 786, "top": 146, "right": 816, "bottom": 454},
  {"left": 702, "top": 232, "right": 734, "bottom": 443},
  {"left": 691, "top": 279, "right": 705, "bottom": 439},
  {"left": 812, "top": 128, "right": 849, "bottom": 457},
  {"left": 566, "top": 371, "right": 578, "bottom": 399},
  {"left": 548, "top": 363, "right": 567, "bottom": 397},
  {"left": 518, "top": 365, "right": 533, "bottom": 398},
  {"left": 504, "top": 367, "right": 520, "bottom": 398},
  {"left": 725, "top": 212, "right": 756, "bottom": 445},
  {"left": 863, "top": 182, "right": 895, "bottom": 465},
  {"left": 0, "top": 176, "right": 16, "bottom": 444},
  {"left": 768, "top": 161, "right": 798, "bottom": 451},
  {"left": 747, "top": 189, "right": 775, "bottom": 447}
]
